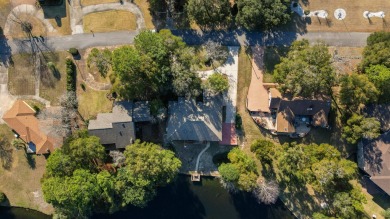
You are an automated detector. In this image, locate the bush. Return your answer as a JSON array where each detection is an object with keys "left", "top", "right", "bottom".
[
  {"left": 0, "top": 192, "right": 6, "bottom": 203},
  {"left": 68, "top": 48, "right": 79, "bottom": 56},
  {"left": 80, "top": 82, "right": 86, "bottom": 91},
  {"left": 304, "top": 10, "right": 310, "bottom": 15},
  {"left": 235, "top": 114, "right": 242, "bottom": 130},
  {"left": 66, "top": 59, "right": 76, "bottom": 92},
  {"left": 32, "top": 105, "right": 41, "bottom": 113}
]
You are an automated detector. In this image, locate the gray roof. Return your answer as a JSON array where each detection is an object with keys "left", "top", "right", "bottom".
[
  {"left": 358, "top": 131, "right": 390, "bottom": 195},
  {"left": 166, "top": 95, "right": 223, "bottom": 142},
  {"left": 88, "top": 101, "right": 135, "bottom": 149},
  {"left": 363, "top": 104, "right": 390, "bottom": 132},
  {"left": 133, "top": 101, "right": 151, "bottom": 122}
]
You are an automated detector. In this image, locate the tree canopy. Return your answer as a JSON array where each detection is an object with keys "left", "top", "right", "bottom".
[
  {"left": 342, "top": 114, "right": 381, "bottom": 145},
  {"left": 42, "top": 132, "right": 181, "bottom": 218},
  {"left": 274, "top": 40, "right": 335, "bottom": 97},
  {"left": 111, "top": 30, "right": 202, "bottom": 100},
  {"left": 218, "top": 148, "right": 258, "bottom": 192},
  {"left": 236, "top": 0, "right": 291, "bottom": 30},
  {"left": 339, "top": 73, "right": 378, "bottom": 112},
  {"left": 87, "top": 48, "right": 112, "bottom": 77},
  {"left": 361, "top": 32, "right": 390, "bottom": 71},
  {"left": 186, "top": 0, "right": 231, "bottom": 28},
  {"left": 365, "top": 64, "right": 390, "bottom": 103},
  {"left": 204, "top": 72, "right": 229, "bottom": 94}
]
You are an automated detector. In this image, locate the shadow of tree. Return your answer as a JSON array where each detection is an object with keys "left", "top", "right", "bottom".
[
  {"left": 25, "top": 153, "right": 36, "bottom": 169},
  {"left": 0, "top": 148, "right": 13, "bottom": 170}
]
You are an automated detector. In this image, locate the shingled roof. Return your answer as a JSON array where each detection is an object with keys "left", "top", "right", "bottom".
[
  {"left": 166, "top": 95, "right": 223, "bottom": 142},
  {"left": 358, "top": 132, "right": 390, "bottom": 195},
  {"left": 2, "top": 100, "right": 54, "bottom": 154},
  {"left": 88, "top": 101, "right": 135, "bottom": 149}
]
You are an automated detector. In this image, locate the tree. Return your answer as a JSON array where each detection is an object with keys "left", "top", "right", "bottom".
[
  {"left": 361, "top": 32, "right": 390, "bottom": 71},
  {"left": 274, "top": 40, "right": 335, "bottom": 97},
  {"left": 253, "top": 179, "right": 279, "bottom": 204},
  {"left": 342, "top": 114, "right": 381, "bottom": 145},
  {"left": 109, "top": 150, "right": 126, "bottom": 167},
  {"left": 203, "top": 40, "right": 228, "bottom": 64},
  {"left": 87, "top": 48, "right": 112, "bottom": 77},
  {"left": 383, "top": 208, "right": 390, "bottom": 219},
  {"left": 218, "top": 148, "right": 258, "bottom": 192},
  {"left": 186, "top": 0, "right": 231, "bottom": 28},
  {"left": 250, "top": 139, "right": 275, "bottom": 164},
  {"left": 65, "top": 135, "right": 106, "bottom": 171},
  {"left": 123, "top": 140, "right": 181, "bottom": 186},
  {"left": 339, "top": 74, "right": 378, "bottom": 112},
  {"left": 65, "top": 59, "right": 76, "bottom": 92},
  {"left": 365, "top": 65, "right": 390, "bottom": 103},
  {"left": 0, "top": 192, "right": 5, "bottom": 203},
  {"left": 204, "top": 72, "right": 229, "bottom": 94},
  {"left": 111, "top": 46, "right": 157, "bottom": 100},
  {"left": 171, "top": 62, "right": 202, "bottom": 98},
  {"left": 236, "top": 0, "right": 290, "bottom": 30},
  {"left": 45, "top": 149, "right": 76, "bottom": 177},
  {"left": 42, "top": 169, "right": 100, "bottom": 218},
  {"left": 332, "top": 191, "right": 366, "bottom": 219}
]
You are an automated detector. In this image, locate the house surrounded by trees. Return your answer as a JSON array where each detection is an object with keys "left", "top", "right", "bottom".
[{"left": 88, "top": 101, "right": 151, "bottom": 150}]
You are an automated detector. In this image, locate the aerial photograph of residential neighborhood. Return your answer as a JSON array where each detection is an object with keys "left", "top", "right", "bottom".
[{"left": 1, "top": 0, "right": 390, "bottom": 218}]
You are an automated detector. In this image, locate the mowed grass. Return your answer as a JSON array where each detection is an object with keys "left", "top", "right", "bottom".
[
  {"left": 8, "top": 53, "right": 36, "bottom": 95},
  {"left": 39, "top": 51, "right": 69, "bottom": 106},
  {"left": 83, "top": 10, "right": 137, "bottom": 33},
  {"left": 134, "top": 0, "right": 155, "bottom": 29},
  {"left": 0, "top": 0, "right": 10, "bottom": 27},
  {"left": 77, "top": 86, "right": 112, "bottom": 120},
  {"left": 81, "top": 0, "right": 117, "bottom": 6},
  {"left": 0, "top": 124, "right": 54, "bottom": 214}
]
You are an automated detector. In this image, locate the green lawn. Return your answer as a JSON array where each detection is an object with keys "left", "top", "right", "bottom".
[{"left": 78, "top": 86, "right": 112, "bottom": 120}]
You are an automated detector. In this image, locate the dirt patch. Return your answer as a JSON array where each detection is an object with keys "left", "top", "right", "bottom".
[
  {"left": 7, "top": 13, "right": 47, "bottom": 38},
  {"left": 8, "top": 53, "right": 36, "bottom": 96},
  {"left": 329, "top": 46, "right": 364, "bottom": 75},
  {"left": 297, "top": 0, "right": 390, "bottom": 32}
]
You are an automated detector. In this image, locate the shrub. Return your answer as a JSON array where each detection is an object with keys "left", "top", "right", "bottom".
[
  {"left": 80, "top": 82, "right": 86, "bottom": 91},
  {"left": 68, "top": 48, "right": 79, "bottom": 56},
  {"left": 235, "top": 114, "right": 242, "bottom": 130},
  {"left": 66, "top": 59, "right": 76, "bottom": 92},
  {"left": 304, "top": 10, "right": 310, "bottom": 15},
  {"left": 0, "top": 192, "right": 6, "bottom": 203},
  {"left": 32, "top": 105, "right": 41, "bottom": 113}
]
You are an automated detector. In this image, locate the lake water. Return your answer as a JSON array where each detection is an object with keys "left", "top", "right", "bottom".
[{"left": 0, "top": 176, "right": 294, "bottom": 219}]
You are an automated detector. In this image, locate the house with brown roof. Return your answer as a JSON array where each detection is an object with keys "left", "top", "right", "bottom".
[
  {"left": 2, "top": 100, "right": 54, "bottom": 154},
  {"left": 358, "top": 131, "right": 390, "bottom": 195},
  {"left": 249, "top": 87, "right": 331, "bottom": 137}
]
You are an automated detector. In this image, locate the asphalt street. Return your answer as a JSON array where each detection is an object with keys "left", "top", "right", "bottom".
[{"left": 0, "top": 30, "right": 370, "bottom": 62}]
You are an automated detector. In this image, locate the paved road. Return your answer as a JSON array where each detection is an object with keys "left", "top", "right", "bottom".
[{"left": 0, "top": 30, "right": 370, "bottom": 62}]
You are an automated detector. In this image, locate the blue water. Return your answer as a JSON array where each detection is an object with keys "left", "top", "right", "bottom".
[{"left": 0, "top": 176, "right": 294, "bottom": 219}]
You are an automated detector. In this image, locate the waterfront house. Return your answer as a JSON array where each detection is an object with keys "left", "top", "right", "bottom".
[{"left": 88, "top": 101, "right": 151, "bottom": 150}]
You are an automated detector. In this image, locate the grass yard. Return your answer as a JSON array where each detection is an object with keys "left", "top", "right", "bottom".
[
  {"left": 134, "top": 0, "right": 155, "bottom": 29},
  {"left": 39, "top": 51, "right": 69, "bottom": 106},
  {"left": 0, "top": 0, "right": 11, "bottom": 28},
  {"left": 8, "top": 53, "right": 36, "bottom": 95},
  {"left": 81, "top": 0, "right": 118, "bottom": 6},
  {"left": 83, "top": 10, "right": 137, "bottom": 33},
  {"left": 77, "top": 86, "right": 112, "bottom": 120},
  {"left": 237, "top": 47, "right": 263, "bottom": 146},
  {"left": 0, "top": 124, "right": 54, "bottom": 214},
  {"left": 296, "top": 0, "right": 390, "bottom": 32}
]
